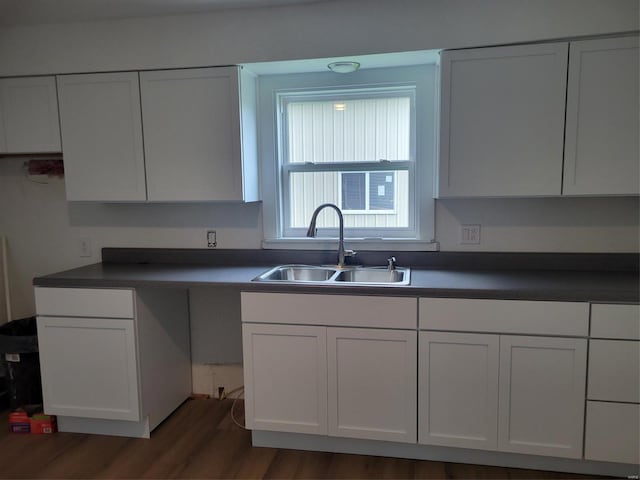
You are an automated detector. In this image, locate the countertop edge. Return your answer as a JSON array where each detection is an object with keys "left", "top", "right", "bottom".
[{"left": 32, "top": 264, "right": 640, "bottom": 304}]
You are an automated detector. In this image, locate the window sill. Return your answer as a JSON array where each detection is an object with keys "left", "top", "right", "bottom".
[{"left": 262, "top": 238, "right": 439, "bottom": 251}]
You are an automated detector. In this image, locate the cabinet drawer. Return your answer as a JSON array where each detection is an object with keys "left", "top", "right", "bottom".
[
  {"left": 588, "top": 339, "right": 639, "bottom": 403},
  {"left": 419, "top": 298, "right": 588, "bottom": 336},
  {"left": 241, "top": 292, "right": 416, "bottom": 329},
  {"left": 35, "top": 287, "right": 135, "bottom": 319},
  {"left": 590, "top": 304, "right": 640, "bottom": 340},
  {"left": 585, "top": 401, "right": 640, "bottom": 464}
]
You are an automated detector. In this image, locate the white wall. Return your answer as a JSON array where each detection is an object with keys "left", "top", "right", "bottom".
[
  {"left": 1, "top": 157, "right": 637, "bottom": 320},
  {"left": 0, "top": 0, "right": 637, "bottom": 76},
  {"left": 0, "top": 160, "right": 261, "bottom": 320},
  {"left": 0, "top": 0, "right": 638, "bottom": 366}
]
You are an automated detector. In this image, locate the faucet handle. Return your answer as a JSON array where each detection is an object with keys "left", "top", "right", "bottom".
[
  {"left": 387, "top": 256, "right": 397, "bottom": 271},
  {"left": 344, "top": 250, "right": 356, "bottom": 258}
]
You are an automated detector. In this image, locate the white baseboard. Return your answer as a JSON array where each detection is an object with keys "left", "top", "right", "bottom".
[{"left": 252, "top": 430, "right": 638, "bottom": 478}]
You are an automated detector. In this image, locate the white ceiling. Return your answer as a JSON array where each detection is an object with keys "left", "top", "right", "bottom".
[{"left": 0, "top": 0, "right": 324, "bottom": 27}]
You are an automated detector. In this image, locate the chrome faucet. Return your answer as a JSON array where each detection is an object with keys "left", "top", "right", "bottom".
[{"left": 306, "top": 203, "right": 355, "bottom": 268}]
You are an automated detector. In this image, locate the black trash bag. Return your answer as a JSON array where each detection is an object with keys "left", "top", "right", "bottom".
[{"left": 0, "top": 317, "right": 43, "bottom": 410}]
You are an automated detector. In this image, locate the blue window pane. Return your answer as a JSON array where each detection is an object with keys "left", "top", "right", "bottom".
[
  {"left": 369, "top": 171, "right": 394, "bottom": 210},
  {"left": 342, "top": 173, "right": 366, "bottom": 210}
]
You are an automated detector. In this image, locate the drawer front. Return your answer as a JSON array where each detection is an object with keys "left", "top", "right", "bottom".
[
  {"left": 419, "top": 298, "right": 588, "bottom": 336},
  {"left": 241, "top": 292, "right": 416, "bottom": 330},
  {"left": 35, "top": 287, "right": 135, "bottom": 319},
  {"left": 591, "top": 304, "right": 640, "bottom": 340},
  {"left": 585, "top": 401, "right": 640, "bottom": 464},
  {"left": 588, "top": 339, "right": 640, "bottom": 403}
]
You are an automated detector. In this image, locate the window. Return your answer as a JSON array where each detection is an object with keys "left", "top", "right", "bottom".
[
  {"left": 280, "top": 88, "right": 415, "bottom": 238},
  {"left": 258, "top": 65, "right": 436, "bottom": 249}
]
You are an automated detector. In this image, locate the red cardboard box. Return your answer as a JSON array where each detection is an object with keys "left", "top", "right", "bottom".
[
  {"left": 8, "top": 411, "right": 57, "bottom": 434},
  {"left": 30, "top": 414, "right": 57, "bottom": 434},
  {"left": 9, "top": 411, "right": 30, "bottom": 433}
]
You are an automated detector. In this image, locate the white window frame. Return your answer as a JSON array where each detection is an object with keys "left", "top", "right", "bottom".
[
  {"left": 338, "top": 171, "right": 397, "bottom": 215},
  {"left": 280, "top": 87, "right": 414, "bottom": 238},
  {"left": 257, "top": 65, "right": 438, "bottom": 251}
]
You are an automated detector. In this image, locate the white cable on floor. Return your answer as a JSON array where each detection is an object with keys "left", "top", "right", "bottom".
[{"left": 228, "top": 386, "right": 246, "bottom": 430}]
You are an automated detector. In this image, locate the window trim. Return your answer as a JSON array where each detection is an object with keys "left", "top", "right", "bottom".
[{"left": 256, "top": 65, "right": 438, "bottom": 251}]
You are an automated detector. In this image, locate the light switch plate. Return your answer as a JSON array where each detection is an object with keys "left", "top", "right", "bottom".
[{"left": 460, "top": 224, "right": 481, "bottom": 244}]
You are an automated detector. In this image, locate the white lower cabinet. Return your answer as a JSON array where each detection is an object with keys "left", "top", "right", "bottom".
[
  {"left": 584, "top": 303, "right": 640, "bottom": 465},
  {"left": 242, "top": 323, "right": 327, "bottom": 435},
  {"left": 241, "top": 292, "right": 418, "bottom": 443},
  {"left": 35, "top": 287, "right": 191, "bottom": 438},
  {"left": 418, "top": 332, "right": 499, "bottom": 450},
  {"left": 497, "top": 335, "right": 587, "bottom": 459},
  {"left": 242, "top": 293, "right": 639, "bottom": 472},
  {"left": 327, "top": 327, "right": 416, "bottom": 443},
  {"left": 418, "top": 298, "right": 588, "bottom": 460},
  {"left": 242, "top": 322, "right": 417, "bottom": 443},
  {"left": 584, "top": 401, "right": 640, "bottom": 464},
  {"left": 418, "top": 332, "right": 587, "bottom": 458},
  {"left": 38, "top": 316, "right": 140, "bottom": 421}
]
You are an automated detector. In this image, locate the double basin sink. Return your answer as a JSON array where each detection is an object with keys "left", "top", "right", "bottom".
[{"left": 253, "top": 264, "right": 410, "bottom": 286}]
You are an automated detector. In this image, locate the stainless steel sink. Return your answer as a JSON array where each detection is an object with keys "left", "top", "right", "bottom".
[
  {"left": 254, "top": 265, "right": 338, "bottom": 282},
  {"left": 334, "top": 267, "right": 408, "bottom": 284},
  {"left": 253, "top": 264, "right": 410, "bottom": 286}
]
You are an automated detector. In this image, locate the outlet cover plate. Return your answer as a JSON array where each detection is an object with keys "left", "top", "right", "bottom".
[
  {"left": 207, "top": 230, "right": 217, "bottom": 248},
  {"left": 460, "top": 224, "right": 481, "bottom": 244}
]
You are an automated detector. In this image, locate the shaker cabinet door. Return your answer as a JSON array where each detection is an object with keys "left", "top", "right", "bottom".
[
  {"left": 419, "top": 331, "right": 499, "bottom": 450},
  {"left": 0, "top": 76, "right": 61, "bottom": 153},
  {"left": 439, "top": 43, "right": 567, "bottom": 197},
  {"left": 564, "top": 36, "right": 639, "bottom": 195},
  {"left": 37, "top": 316, "right": 140, "bottom": 421},
  {"left": 242, "top": 323, "right": 328, "bottom": 435},
  {"left": 327, "top": 327, "right": 417, "bottom": 443},
  {"left": 140, "top": 67, "right": 243, "bottom": 201},
  {"left": 57, "top": 72, "right": 147, "bottom": 201},
  {"left": 498, "top": 335, "right": 587, "bottom": 458}
]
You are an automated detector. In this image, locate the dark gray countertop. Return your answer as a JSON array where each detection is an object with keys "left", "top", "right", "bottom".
[{"left": 33, "top": 261, "right": 640, "bottom": 303}]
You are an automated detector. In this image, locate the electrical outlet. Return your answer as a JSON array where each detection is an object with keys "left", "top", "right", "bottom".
[
  {"left": 78, "top": 237, "right": 92, "bottom": 257},
  {"left": 210, "top": 364, "right": 243, "bottom": 399},
  {"left": 207, "top": 230, "right": 217, "bottom": 248},
  {"left": 460, "top": 225, "right": 481, "bottom": 245}
]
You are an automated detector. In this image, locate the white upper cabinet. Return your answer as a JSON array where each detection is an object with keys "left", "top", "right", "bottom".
[
  {"left": 563, "top": 36, "right": 639, "bottom": 195},
  {"left": 439, "top": 35, "right": 639, "bottom": 198},
  {"left": 140, "top": 67, "right": 258, "bottom": 202},
  {"left": 0, "top": 76, "right": 61, "bottom": 153},
  {"left": 438, "top": 43, "right": 568, "bottom": 197},
  {"left": 57, "top": 72, "right": 147, "bottom": 201},
  {"left": 57, "top": 66, "right": 258, "bottom": 202}
]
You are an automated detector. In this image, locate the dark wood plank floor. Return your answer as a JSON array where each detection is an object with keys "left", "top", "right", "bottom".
[{"left": 0, "top": 399, "right": 607, "bottom": 479}]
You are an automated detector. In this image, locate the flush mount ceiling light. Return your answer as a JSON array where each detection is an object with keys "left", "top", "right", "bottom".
[{"left": 327, "top": 61, "right": 360, "bottom": 74}]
